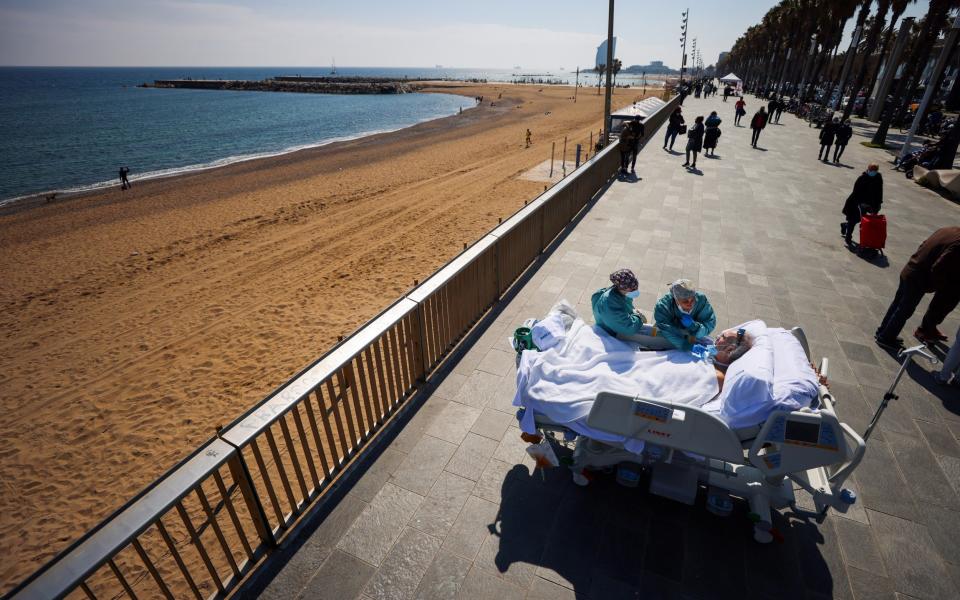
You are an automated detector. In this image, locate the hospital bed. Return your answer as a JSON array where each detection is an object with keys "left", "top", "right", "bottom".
[{"left": 514, "top": 311, "right": 937, "bottom": 543}]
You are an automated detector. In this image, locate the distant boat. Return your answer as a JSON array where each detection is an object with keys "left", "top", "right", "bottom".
[{"left": 330, "top": 58, "right": 337, "bottom": 75}]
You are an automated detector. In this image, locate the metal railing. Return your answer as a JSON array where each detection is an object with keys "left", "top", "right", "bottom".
[{"left": 7, "top": 93, "right": 679, "bottom": 600}]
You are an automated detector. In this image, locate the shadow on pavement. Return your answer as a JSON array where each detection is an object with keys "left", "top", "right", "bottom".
[
  {"left": 490, "top": 456, "right": 837, "bottom": 599},
  {"left": 906, "top": 360, "right": 960, "bottom": 417}
]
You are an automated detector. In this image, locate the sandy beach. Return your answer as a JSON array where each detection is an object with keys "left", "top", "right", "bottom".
[{"left": 0, "top": 81, "right": 648, "bottom": 590}]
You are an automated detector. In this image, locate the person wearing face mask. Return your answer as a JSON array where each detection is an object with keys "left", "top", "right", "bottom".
[
  {"left": 841, "top": 163, "right": 882, "bottom": 246},
  {"left": 652, "top": 279, "right": 718, "bottom": 352},
  {"left": 591, "top": 268, "right": 672, "bottom": 348}
]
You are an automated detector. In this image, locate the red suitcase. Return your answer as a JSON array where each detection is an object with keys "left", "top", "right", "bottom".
[{"left": 860, "top": 213, "right": 887, "bottom": 251}]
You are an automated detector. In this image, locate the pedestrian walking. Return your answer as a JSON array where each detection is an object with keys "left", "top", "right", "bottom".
[
  {"left": 875, "top": 226, "right": 960, "bottom": 350},
  {"left": 734, "top": 97, "right": 746, "bottom": 126},
  {"left": 841, "top": 164, "right": 882, "bottom": 246},
  {"left": 818, "top": 117, "right": 839, "bottom": 162},
  {"left": 118, "top": 166, "right": 131, "bottom": 190},
  {"left": 703, "top": 111, "right": 721, "bottom": 157},
  {"left": 663, "top": 107, "right": 685, "bottom": 151},
  {"left": 618, "top": 120, "right": 637, "bottom": 174},
  {"left": 767, "top": 98, "right": 778, "bottom": 121},
  {"left": 774, "top": 97, "right": 785, "bottom": 123},
  {"left": 723, "top": 85, "right": 731, "bottom": 102},
  {"left": 628, "top": 116, "right": 646, "bottom": 173},
  {"left": 833, "top": 119, "right": 853, "bottom": 163},
  {"left": 679, "top": 85, "right": 688, "bottom": 106},
  {"left": 525, "top": 129, "right": 532, "bottom": 148},
  {"left": 749, "top": 107, "right": 767, "bottom": 147},
  {"left": 683, "top": 116, "right": 705, "bottom": 169}
]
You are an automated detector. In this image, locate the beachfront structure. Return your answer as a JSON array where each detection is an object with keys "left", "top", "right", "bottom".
[{"left": 595, "top": 37, "right": 617, "bottom": 69}]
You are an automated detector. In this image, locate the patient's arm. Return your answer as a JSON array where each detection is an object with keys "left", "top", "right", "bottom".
[{"left": 715, "top": 367, "right": 726, "bottom": 392}]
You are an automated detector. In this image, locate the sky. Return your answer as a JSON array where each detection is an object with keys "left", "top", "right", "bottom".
[{"left": 0, "top": 0, "right": 933, "bottom": 70}]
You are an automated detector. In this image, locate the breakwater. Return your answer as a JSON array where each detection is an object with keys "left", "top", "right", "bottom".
[{"left": 141, "top": 76, "right": 420, "bottom": 94}]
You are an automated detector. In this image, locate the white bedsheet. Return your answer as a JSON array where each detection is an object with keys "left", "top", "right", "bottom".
[{"left": 513, "top": 317, "right": 719, "bottom": 452}]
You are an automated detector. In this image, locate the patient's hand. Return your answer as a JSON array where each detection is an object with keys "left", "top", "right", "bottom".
[{"left": 811, "top": 362, "right": 830, "bottom": 388}]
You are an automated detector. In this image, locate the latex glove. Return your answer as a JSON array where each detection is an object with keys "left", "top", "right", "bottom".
[
  {"left": 679, "top": 313, "right": 694, "bottom": 328},
  {"left": 691, "top": 344, "right": 718, "bottom": 361}
]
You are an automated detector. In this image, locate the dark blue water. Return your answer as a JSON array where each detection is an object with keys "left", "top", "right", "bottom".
[{"left": 0, "top": 67, "right": 516, "bottom": 204}]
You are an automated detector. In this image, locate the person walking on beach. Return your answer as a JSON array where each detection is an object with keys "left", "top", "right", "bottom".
[
  {"left": 818, "top": 117, "right": 838, "bottom": 162},
  {"left": 663, "top": 107, "right": 685, "bottom": 152},
  {"left": 841, "top": 164, "right": 882, "bottom": 246},
  {"left": 833, "top": 119, "right": 853, "bottom": 163},
  {"left": 703, "top": 111, "right": 721, "bottom": 157},
  {"left": 749, "top": 107, "right": 767, "bottom": 148},
  {"left": 876, "top": 226, "right": 960, "bottom": 351},
  {"left": 525, "top": 129, "right": 532, "bottom": 148},
  {"left": 118, "top": 166, "right": 131, "bottom": 190},
  {"left": 683, "top": 115, "right": 705, "bottom": 169},
  {"left": 734, "top": 97, "right": 746, "bottom": 126}
]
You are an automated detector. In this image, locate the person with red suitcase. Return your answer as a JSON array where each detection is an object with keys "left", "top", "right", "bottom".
[{"left": 841, "top": 164, "right": 882, "bottom": 247}]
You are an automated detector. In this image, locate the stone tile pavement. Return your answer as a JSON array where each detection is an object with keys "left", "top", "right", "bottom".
[{"left": 255, "top": 93, "right": 960, "bottom": 599}]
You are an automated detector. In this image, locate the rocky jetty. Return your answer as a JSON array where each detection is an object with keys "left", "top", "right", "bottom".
[{"left": 141, "top": 76, "right": 420, "bottom": 95}]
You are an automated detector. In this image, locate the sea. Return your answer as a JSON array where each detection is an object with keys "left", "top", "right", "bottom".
[{"left": 0, "top": 66, "right": 660, "bottom": 206}]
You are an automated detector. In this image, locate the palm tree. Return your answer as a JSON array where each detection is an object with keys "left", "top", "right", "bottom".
[
  {"left": 612, "top": 59, "right": 623, "bottom": 87},
  {"left": 842, "top": 0, "right": 891, "bottom": 119},
  {"left": 871, "top": 0, "right": 957, "bottom": 146},
  {"left": 859, "top": 0, "right": 916, "bottom": 117}
]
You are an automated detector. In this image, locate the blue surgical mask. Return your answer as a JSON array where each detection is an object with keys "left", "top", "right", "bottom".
[
  {"left": 867, "top": 170, "right": 878, "bottom": 177},
  {"left": 626, "top": 290, "right": 640, "bottom": 299}
]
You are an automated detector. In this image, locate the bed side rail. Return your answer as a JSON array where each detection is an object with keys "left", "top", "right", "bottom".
[{"left": 586, "top": 392, "right": 745, "bottom": 463}]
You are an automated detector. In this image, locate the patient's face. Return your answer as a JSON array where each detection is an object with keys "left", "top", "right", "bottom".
[{"left": 713, "top": 329, "right": 741, "bottom": 364}]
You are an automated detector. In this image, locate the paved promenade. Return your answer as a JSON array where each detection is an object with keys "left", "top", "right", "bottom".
[{"left": 257, "top": 93, "right": 960, "bottom": 600}]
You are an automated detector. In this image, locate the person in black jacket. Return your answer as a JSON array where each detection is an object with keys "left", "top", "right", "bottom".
[
  {"left": 683, "top": 115, "right": 705, "bottom": 169},
  {"left": 841, "top": 164, "right": 882, "bottom": 245},
  {"left": 833, "top": 119, "right": 853, "bottom": 163},
  {"left": 819, "top": 117, "right": 838, "bottom": 161},
  {"left": 663, "top": 107, "right": 685, "bottom": 151}
]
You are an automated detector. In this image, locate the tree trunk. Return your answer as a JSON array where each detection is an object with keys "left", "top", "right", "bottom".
[
  {"left": 844, "top": 0, "right": 890, "bottom": 119},
  {"left": 859, "top": 11, "right": 905, "bottom": 116},
  {"left": 872, "top": 1, "right": 951, "bottom": 146}
]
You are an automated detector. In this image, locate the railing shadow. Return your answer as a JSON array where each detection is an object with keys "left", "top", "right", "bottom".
[{"left": 489, "top": 456, "right": 836, "bottom": 599}]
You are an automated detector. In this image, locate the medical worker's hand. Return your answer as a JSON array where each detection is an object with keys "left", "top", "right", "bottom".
[
  {"left": 691, "top": 344, "right": 718, "bottom": 361},
  {"left": 679, "top": 313, "right": 694, "bottom": 328}
]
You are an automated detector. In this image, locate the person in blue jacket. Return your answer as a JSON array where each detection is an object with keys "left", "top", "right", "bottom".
[
  {"left": 653, "top": 279, "right": 717, "bottom": 351},
  {"left": 591, "top": 269, "right": 674, "bottom": 349}
]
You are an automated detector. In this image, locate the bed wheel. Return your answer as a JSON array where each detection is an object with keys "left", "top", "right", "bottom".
[
  {"left": 753, "top": 524, "right": 774, "bottom": 544},
  {"left": 572, "top": 471, "right": 589, "bottom": 486}
]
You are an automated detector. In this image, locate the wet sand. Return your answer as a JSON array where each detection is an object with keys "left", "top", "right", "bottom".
[{"left": 0, "top": 81, "right": 649, "bottom": 590}]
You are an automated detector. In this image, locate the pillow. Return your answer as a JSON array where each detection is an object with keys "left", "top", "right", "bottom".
[
  {"left": 769, "top": 328, "right": 819, "bottom": 409},
  {"left": 718, "top": 331, "right": 775, "bottom": 428}
]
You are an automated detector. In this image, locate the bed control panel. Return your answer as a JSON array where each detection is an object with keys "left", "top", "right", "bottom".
[{"left": 749, "top": 411, "right": 845, "bottom": 476}]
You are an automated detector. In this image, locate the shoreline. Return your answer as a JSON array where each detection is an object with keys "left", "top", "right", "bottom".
[{"left": 0, "top": 85, "right": 479, "bottom": 215}]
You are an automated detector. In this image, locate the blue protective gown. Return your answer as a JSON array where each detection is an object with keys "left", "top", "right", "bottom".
[
  {"left": 591, "top": 286, "right": 646, "bottom": 337},
  {"left": 652, "top": 291, "right": 717, "bottom": 351}
]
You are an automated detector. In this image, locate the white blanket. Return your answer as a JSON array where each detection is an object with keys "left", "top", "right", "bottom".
[{"left": 513, "top": 317, "right": 719, "bottom": 452}]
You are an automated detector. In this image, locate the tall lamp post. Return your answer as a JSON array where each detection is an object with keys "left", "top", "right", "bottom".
[
  {"left": 602, "top": 0, "right": 615, "bottom": 145},
  {"left": 680, "top": 9, "right": 689, "bottom": 84}
]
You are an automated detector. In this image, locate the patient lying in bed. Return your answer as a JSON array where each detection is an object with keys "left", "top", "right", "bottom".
[{"left": 514, "top": 304, "right": 821, "bottom": 439}]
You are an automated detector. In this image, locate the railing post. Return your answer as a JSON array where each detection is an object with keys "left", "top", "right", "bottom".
[
  {"left": 413, "top": 300, "right": 432, "bottom": 383},
  {"left": 226, "top": 451, "right": 277, "bottom": 549}
]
